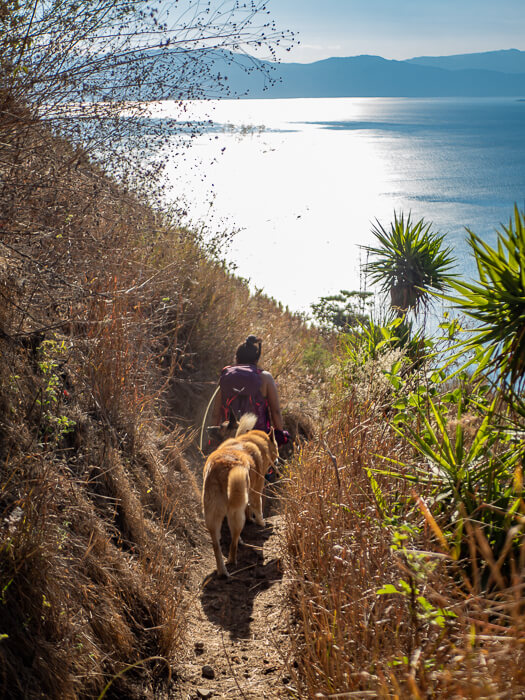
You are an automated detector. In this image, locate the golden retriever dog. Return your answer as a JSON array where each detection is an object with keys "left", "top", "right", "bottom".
[{"left": 202, "top": 414, "right": 278, "bottom": 577}]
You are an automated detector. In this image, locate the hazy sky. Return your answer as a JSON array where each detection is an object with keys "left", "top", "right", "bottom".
[{"left": 266, "top": 0, "right": 525, "bottom": 63}]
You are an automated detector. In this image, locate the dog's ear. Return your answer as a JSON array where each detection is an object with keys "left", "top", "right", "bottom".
[
  {"left": 207, "top": 425, "right": 221, "bottom": 439},
  {"left": 227, "top": 410, "right": 238, "bottom": 431},
  {"left": 205, "top": 425, "right": 223, "bottom": 454}
]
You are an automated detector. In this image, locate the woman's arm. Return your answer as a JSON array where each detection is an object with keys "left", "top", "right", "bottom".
[{"left": 264, "top": 372, "right": 284, "bottom": 431}]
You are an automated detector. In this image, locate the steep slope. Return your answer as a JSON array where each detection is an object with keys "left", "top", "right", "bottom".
[{"left": 0, "top": 99, "right": 321, "bottom": 698}]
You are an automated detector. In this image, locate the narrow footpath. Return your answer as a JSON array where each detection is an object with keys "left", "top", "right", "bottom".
[{"left": 174, "top": 471, "right": 294, "bottom": 700}]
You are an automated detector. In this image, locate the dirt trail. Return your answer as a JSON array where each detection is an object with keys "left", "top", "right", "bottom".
[{"left": 174, "top": 471, "right": 293, "bottom": 700}]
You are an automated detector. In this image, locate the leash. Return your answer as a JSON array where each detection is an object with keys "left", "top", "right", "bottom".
[{"left": 199, "top": 384, "right": 220, "bottom": 454}]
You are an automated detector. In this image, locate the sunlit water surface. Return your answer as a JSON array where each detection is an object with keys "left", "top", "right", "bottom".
[{"left": 150, "top": 97, "right": 525, "bottom": 313}]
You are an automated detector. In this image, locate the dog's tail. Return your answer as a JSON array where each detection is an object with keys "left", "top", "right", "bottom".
[
  {"left": 235, "top": 413, "right": 257, "bottom": 437},
  {"left": 227, "top": 465, "right": 249, "bottom": 511}
]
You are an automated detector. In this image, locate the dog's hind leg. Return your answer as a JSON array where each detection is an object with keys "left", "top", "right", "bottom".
[
  {"left": 226, "top": 464, "right": 249, "bottom": 564},
  {"left": 204, "top": 495, "right": 229, "bottom": 577},
  {"left": 226, "top": 507, "right": 245, "bottom": 566},
  {"left": 250, "top": 473, "right": 265, "bottom": 526},
  {"left": 208, "top": 521, "right": 229, "bottom": 578}
]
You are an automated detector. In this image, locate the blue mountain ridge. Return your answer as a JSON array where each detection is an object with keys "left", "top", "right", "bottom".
[
  {"left": 406, "top": 48, "right": 525, "bottom": 74},
  {"left": 211, "top": 49, "right": 525, "bottom": 98},
  {"left": 92, "top": 48, "right": 525, "bottom": 100}
]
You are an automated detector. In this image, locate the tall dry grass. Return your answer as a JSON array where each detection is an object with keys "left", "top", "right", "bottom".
[
  {"left": 0, "top": 93, "right": 326, "bottom": 696},
  {"left": 283, "top": 358, "right": 525, "bottom": 698}
]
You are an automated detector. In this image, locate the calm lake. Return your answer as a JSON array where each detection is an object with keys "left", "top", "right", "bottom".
[{"left": 151, "top": 97, "right": 525, "bottom": 313}]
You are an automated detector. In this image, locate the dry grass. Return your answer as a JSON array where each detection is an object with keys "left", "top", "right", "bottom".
[
  {"left": 0, "top": 108, "right": 194, "bottom": 696},
  {"left": 282, "top": 370, "right": 525, "bottom": 698},
  {"left": 7, "top": 94, "right": 524, "bottom": 700},
  {"left": 4, "top": 71, "right": 524, "bottom": 700},
  {"left": 0, "top": 95, "right": 325, "bottom": 697}
]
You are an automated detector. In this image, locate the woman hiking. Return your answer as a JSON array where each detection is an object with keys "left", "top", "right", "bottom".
[{"left": 211, "top": 334, "right": 290, "bottom": 451}]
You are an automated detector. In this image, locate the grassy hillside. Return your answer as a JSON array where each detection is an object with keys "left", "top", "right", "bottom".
[
  {"left": 2, "top": 5, "right": 524, "bottom": 695},
  {"left": 3, "top": 96, "right": 525, "bottom": 700},
  {"left": 0, "top": 94, "right": 323, "bottom": 697}
]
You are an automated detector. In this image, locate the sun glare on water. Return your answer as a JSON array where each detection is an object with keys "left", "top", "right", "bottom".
[{"left": 150, "top": 97, "right": 525, "bottom": 313}]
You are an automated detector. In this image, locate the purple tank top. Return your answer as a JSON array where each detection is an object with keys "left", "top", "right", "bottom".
[{"left": 219, "top": 364, "right": 270, "bottom": 432}]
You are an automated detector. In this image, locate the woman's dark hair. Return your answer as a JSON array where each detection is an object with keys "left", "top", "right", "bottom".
[{"left": 235, "top": 334, "right": 262, "bottom": 364}]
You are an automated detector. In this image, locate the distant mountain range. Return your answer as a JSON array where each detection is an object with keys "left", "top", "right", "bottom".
[
  {"left": 208, "top": 48, "right": 525, "bottom": 98},
  {"left": 405, "top": 49, "right": 525, "bottom": 74}
]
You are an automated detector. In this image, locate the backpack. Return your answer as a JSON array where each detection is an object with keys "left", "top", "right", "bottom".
[{"left": 219, "top": 364, "right": 270, "bottom": 432}]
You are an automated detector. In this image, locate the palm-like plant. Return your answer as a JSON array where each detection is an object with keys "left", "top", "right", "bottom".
[
  {"left": 364, "top": 213, "right": 456, "bottom": 318},
  {"left": 446, "top": 206, "right": 525, "bottom": 390},
  {"left": 376, "top": 389, "right": 523, "bottom": 569}
]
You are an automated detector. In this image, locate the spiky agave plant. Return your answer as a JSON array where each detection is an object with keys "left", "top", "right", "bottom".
[
  {"left": 364, "top": 213, "right": 456, "bottom": 318},
  {"left": 448, "top": 206, "right": 525, "bottom": 390}
]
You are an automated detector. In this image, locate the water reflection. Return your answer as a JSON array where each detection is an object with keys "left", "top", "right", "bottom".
[{"left": 148, "top": 97, "right": 525, "bottom": 313}]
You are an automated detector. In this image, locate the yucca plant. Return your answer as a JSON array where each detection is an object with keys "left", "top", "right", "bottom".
[
  {"left": 376, "top": 389, "right": 523, "bottom": 572},
  {"left": 446, "top": 206, "right": 525, "bottom": 392},
  {"left": 364, "top": 213, "right": 456, "bottom": 318}
]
